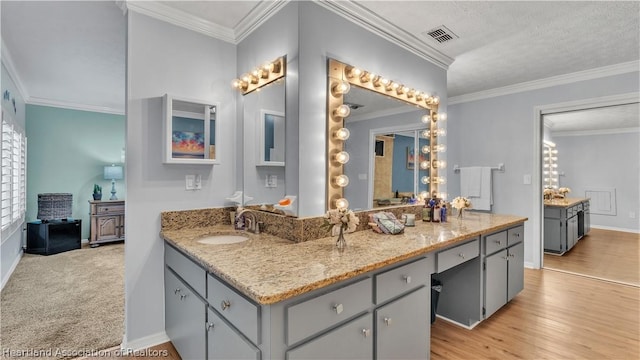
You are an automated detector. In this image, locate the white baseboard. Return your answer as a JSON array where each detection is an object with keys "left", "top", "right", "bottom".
[
  {"left": 1, "top": 250, "right": 23, "bottom": 290},
  {"left": 524, "top": 261, "right": 537, "bottom": 269},
  {"left": 121, "top": 331, "right": 170, "bottom": 352},
  {"left": 590, "top": 225, "right": 640, "bottom": 234}
]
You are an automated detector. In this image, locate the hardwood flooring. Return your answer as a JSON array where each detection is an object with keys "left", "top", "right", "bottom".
[
  {"left": 431, "top": 268, "right": 640, "bottom": 359},
  {"left": 543, "top": 228, "right": 639, "bottom": 286}
]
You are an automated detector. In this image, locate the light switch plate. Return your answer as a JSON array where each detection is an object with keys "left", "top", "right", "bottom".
[
  {"left": 523, "top": 174, "right": 531, "bottom": 185},
  {"left": 185, "top": 175, "right": 195, "bottom": 190},
  {"left": 266, "top": 175, "right": 277, "bottom": 188},
  {"left": 194, "top": 174, "right": 202, "bottom": 189}
]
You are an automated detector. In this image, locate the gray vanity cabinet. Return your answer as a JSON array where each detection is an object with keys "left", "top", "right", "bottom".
[
  {"left": 164, "top": 268, "right": 207, "bottom": 360},
  {"left": 544, "top": 199, "right": 590, "bottom": 254},
  {"left": 375, "top": 286, "right": 430, "bottom": 360},
  {"left": 207, "top": 307, "right": 260, "bottom": 360},
  {"left": 483, "top": 226, "right": 524, "bottom": 319},
  {"left": 286, "top": 313, "right": 373, "bottom": 360}
]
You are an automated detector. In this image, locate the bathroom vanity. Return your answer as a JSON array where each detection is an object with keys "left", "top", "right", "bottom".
[
  {"left": 544, "top": 197, "right": 591, "bottom": 254},
  {"left": 161, "top": 212, "right": 526, "bottom": 359}
]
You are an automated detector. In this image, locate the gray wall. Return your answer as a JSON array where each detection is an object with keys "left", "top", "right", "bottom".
[
  {"left": 555, "top": 131, "right": 639, "bottom": 232},
  {"left": 125, "top": 11, "right": 237, "bottom": 346},
  {"left": 447, "top": 71, "right": 640, "bottom": 267}
]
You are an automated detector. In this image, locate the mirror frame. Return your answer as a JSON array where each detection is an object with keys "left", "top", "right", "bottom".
[{"left": 326, "top": 58, "right": 443, "bottom": 210}]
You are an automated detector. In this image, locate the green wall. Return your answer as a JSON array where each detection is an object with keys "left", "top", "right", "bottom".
[{"left": 26, "top": 105, "right": 125, "bottom": 239}]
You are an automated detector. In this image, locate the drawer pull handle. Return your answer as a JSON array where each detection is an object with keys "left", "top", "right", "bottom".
[
  {"left": 513, "top": 233, "right": 520, "bottom": 237},
  {"left": 403, "top": 275, "right": 411, "bottom": 284},
  {"left": 179, "top": 294, "right": 188, "bottom": 301},
  {"left": 494, "top": 240, "right": 502, "bottom": 244},
  {"left": 221, "top": 300, "right": 231, "bottom": 310},
  {"left": 384, "top": 317, "right": 392, "bottom": 326},
  {"left": 362, "top": 329, "right": 371, "bottom": 338},
  {"left": 206, "top": 322, "right": 214, "bottom": 331},
  {"left": 333, "top": 303, "right": 344, "bottom": 315},
  {"left": 174, "top": 288, "right": 181, "bottom": 295},
  {"left": 458, "top": 253, "right": 466, "bottom": 259}
]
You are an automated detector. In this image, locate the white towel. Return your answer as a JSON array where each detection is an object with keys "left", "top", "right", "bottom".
[
  {"left": 470, "top": 167, "right": 493, "bottom": 211},
  {"left": 460, "top": 167, "right": 482, "bottom": 197}
]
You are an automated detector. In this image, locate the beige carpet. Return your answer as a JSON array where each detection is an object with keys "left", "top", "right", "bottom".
[{"left": 1, "top": 243, "right": 124, "bottom": 359}]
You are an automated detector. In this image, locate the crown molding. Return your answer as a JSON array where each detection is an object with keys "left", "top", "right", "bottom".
[
  {"left": 28, "top": 97, "right": 125, "bottom": 115},
  {"left": 1, "top": 41, "right": 30, "bottom": 102},
  {"left": 235, "top": 0, "right": 291, "bottom": 42},
  {"left": 449, "top": 60, "right": 640, "bottom": 105},
  {"left": 125, "top": 0, "right": 236, "bottom": 44},
  {"left": 315, "top": 0, "right": 453, "bottom": 70},
  {"left": 552, "top": 127, "right": 639, "bottom": 137}
]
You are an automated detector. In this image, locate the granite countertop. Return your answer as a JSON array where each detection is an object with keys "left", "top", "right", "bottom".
[
  {"left": 544, "top": 197, "right": 590, "bottom": 208},
  {"left": 161, "top": 212, "right": 527, "bottom": 305}
]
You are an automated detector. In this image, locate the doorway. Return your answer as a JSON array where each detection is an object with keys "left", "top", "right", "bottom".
[{"left": 534, "top": 93, "right": 639, "bottom": 285}]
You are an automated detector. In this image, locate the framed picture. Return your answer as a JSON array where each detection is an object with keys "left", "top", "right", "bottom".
[
  {"left": 172, "top": 131, "right": 205, "bottom": 159},
  {"left": 407, "top": 146, "right": 427, "bottom": 169}
]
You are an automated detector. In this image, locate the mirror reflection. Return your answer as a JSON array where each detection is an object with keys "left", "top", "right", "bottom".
[
  {"left": 342, "top": 86, "right": 429, "bottom": 211},
  {"left": 242, "top": 78, "right": 286, "bottom": 207}
]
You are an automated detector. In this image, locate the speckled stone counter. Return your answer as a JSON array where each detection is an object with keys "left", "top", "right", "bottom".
[
  {"left": 544, "top": 197, "right": 590, "bottom": 208},
  {"left": 161, "top": 212, "right": 527, "bottom": 305}
]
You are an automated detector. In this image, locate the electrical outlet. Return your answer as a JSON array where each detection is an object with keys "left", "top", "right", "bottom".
[
  {"left": 185, "top": 175, "right": 195, "bottom": 190},
  {"left": 523, "top": 174, "right": 531, "bottom": 185}
]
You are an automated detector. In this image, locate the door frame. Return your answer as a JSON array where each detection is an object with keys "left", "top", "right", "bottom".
[{"left": 531, "top": 92, "right": 640, "bottom": 269}]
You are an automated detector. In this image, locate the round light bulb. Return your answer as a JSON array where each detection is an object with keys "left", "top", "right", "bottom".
[
  {"left": 438, "top": 177, "right": 447, "bottom": 184},
  {"left": 421, "top": 176, "right": 430, "bottom": 184},
  {"left": 438, "top": 192, "right": 448, "bottom": 200},
  {"left": 421, "top": 130, "right": 430, "bottom": 138},
  {"left": 332, "top": 81, "right": 351, "bottom": 96},
  {"left": 335, "top": 151, "right": 350, "bottom": 164},
  {"left": 421, "top": 145, "right": 430, "bottom": 154},
  {"left": 335, "top": 128, "right": 350, "bottom": 140},
  {"left": 335, "top": 174, "right": 349, "bottom": 187},
  {"left": 421, "top": 114, "right": 431, "bottom": 124},
  {"left": 333, "top": 104, "right": 351, "bottom": 118},
  {"left": 335, "top": 198, "right": 349, "bottom": 209},
  {"left": 436, "top": 144, "right": 447, "bottom": 153},
  {"left": 438, "top": 112, "right": 447, "bottom": 122},
  {"left": 420, "top": 160, "right": 430, "bottom": 170},
  {"left": 419, "top": 191, "right": 428, "bottom": 200},
  {"left": 437, "top": 128, "right": 447, "bottom": 137}
]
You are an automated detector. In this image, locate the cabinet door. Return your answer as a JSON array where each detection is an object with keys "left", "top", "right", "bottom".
[
  {"left": 207, "top": 308, "right": 260, "bottom": 360},
  {"left": 286, "top": 313, "right": 373, "bottom": 360},
  {"left": 543, "top": 218, "right": 563, "bottom": 252},
  {"left": 507, "top": 241, "right": 524, "bottom": 302},
  {"left": 567, "top": 216, "right": 577, "bottom": 250},
  {"left": 97, "top": 216, "right": 119, "bottom": 241},
  {"left": 165, "top": 268, "right": 206, "bottom": 360},
  {"left": 376, "top": 287, "right": 429, "bottom": 360},
  {"left": 484, "top": 249, "right": 507, "bottom": 318}
]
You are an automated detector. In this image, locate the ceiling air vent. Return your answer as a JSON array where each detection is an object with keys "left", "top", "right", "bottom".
[{"left": 424, "top": 25, "right": 458, "bottom": 43}]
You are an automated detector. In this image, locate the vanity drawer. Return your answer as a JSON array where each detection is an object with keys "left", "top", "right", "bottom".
[
  {"left": 96, "top": 203, "right": 124, "bottom": 214},
  {"left": 507, "top": 225, "right": 524, "bottom": 246},
  {"left": 286, "top": 277, "right": 372, "bottom": 346},
  {"left": 484, "top": 231, "right": 507, "bottom": 255},
  {"left": 165, "top": 244, "right": 206, "bottom": 297},
  {"left": 207, "top": 274, "right": 260, "bottom": 345},
  {"left": 375, "top": 256, "right": 433, "bottom": 304},
  {"left": 437, "top": 239, "right": 479, "bottom": 273}
]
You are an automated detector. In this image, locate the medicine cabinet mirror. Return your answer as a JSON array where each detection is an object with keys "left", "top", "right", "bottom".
[{"left": 162, "top": 94, "right": 220, "bottom": 165}]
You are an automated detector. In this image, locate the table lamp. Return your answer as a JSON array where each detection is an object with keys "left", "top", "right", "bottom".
[{"left": 104, "top": 164, "right": 124, "bottom": 200}]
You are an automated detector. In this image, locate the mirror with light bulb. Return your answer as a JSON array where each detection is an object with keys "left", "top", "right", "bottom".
[
  {"left": 233, "top": 56, "right": 287, "bottom": 209},
  {"left": 326, "top": 59, "right": 447, "bottom": 211}
]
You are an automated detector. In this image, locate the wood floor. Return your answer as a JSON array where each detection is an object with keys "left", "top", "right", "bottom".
[
  {"left": 77, "top": 268, "right": 639, "bottom": 360},
  {"left": 543, "top": 228, "right": 639, "bottom": 286},
  {"left": 431, "top": 268, "right": 640, "bottom": 359}
]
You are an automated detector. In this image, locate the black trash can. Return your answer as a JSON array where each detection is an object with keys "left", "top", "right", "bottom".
[{"left": 431, "top": 278, "right": 442, "bottom": 324}]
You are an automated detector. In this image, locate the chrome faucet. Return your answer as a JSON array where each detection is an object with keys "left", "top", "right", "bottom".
[{"left": 236, "top": 209, "right": 260, "bottom": 234}]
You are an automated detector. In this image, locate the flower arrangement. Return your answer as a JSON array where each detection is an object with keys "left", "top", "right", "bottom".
[
  {"left": 451, "top": 196, "right": 472, "bottom": 219},
  {"left": 558, "top": 187, "right": 571, "bottom": 197},
  {"left": 451, "top": 196, "right": 472, "bottom": 210},
  {"left": 543, "top": 188, "right": 554, "bottom": 199},
  {"left": 324, "top": 207, "right": 360, "bottom": 249},
  {"left": 324, "top": 208, "right": 360, "bottom": 234}
]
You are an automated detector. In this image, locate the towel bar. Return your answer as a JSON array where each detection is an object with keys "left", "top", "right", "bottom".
[{"left": 453, "top": 163, "right": 504, "bottom": 173}]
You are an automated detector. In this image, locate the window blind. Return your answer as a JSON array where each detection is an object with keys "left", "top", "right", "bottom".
[{"left": 1, "top": 109, "right": 26, "bottom": 232}]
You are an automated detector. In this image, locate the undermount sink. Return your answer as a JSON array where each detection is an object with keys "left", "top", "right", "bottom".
[{"left": 197, "top": 234, "right": 249, "bottom": 245}]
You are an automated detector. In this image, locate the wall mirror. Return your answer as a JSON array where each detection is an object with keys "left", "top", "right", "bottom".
[
  {"left": 162, "top": 94, "right": 219, "bottom": 165},
  {"left": 326, "top": 59, "right": 445, "bottom": 211},
  {"left": 236, "top": 57, "right": 287, "bottom": 210}
]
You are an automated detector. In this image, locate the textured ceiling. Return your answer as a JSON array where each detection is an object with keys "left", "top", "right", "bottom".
[
  {"left": 1, "top": 0, "right": 638, "bottom": 124},
  {"left": 545, "top": 103, "right": 640, "bottom": 134}
]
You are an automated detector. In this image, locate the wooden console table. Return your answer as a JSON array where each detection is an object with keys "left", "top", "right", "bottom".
[{"left": 89, "top": 200, "right": 125, "bottom": 247}]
